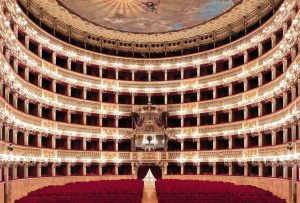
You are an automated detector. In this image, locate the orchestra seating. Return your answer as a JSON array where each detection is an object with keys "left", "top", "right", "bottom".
[
  {"left": 15, "top": 179, "right": 144, "bottom": 203},
  {"left": 155, "top": 179, "right": 286, "bottom": 203}
]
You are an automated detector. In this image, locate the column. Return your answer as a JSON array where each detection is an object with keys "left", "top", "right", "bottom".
[
  {"left": 67, "top": 163, "right": 71, "bottom": 176},
  {"left": 271, "top": 33, "right": 276, "bottom": 48},
  {"left": 83, "top": 87, "right": 87, "bottom": 100},
  {"left": 197, "top": 90, "right": 200, "bottom": 101},
  {"left": 271, "top": 65, "right": 276, "bottom": 80},
  {"left": 258, "top": 43, "right": 263, "bottom": 57},
  {"left": 83, "top": 62, "right": 87, "bottom": 75},
  {"left": 212, "top": 112, "right": 216, "bottom": 125},
  {"left": 67, "top": 137, "right": 71, "bottom": 150},
  {"left": 67, "top": 110, "right": 71, "bottom": 123},
  {"left": 67, "top": 84, "right": 71, "bottom": 97},
  {"left": 51, "top": 163, "right": 56, "bottom": 177},
  {"left": 37, "top": 133, "right": 42, "bottom": 147},
  {"left": 83, "top": 137, "right": 87, "bottom": 150},
  {"left": 115, "top": 164, "right": 119, "bottom": 175},
  {"left": 4, "top": 86, "right": 10, "bottom": 102},
  {"left": 243, "top": 51, "right": 248, "bottom": 64},
  {"left": 291, "top": 86, "right": 297, "bottom": 101},
  {"left": 271, "top": 98, "right": 276, "bottom": 113},
  {"left": 283, "top": 92, "right": 288, "bottom": 107},
  {"left": 4, "top": 127, "right": 9, "bottom": 142},
  {"left": 196, "top": 65, "right": 200, "bottom": 76},
  {"left": 228, "top": 84, "right": 233, "bottom": 96},
  {"left": 37, "top": 103, "right": 42, "bottom": 117},
  {"left": 196, "top": 163, "right": 200, "bottom": 175},
  {"left": 99, "top": 140, "right": 102, "bottom": 151},
  {"left": 291, "top": 125, "right": 296, "bottom": 141},
  {"left": 212, "top": 87, "right": 216, "bottom": 99},
  {"left": 52, "top": 52, "right": 57, "bottom": 64},
  {"left": 51, "top": 135, "right": 56, "bottom": 149},
  {"left": 291, "top": 165, "right": 297, "bottom": 202},
  {"left": 271, "top": 131, "right": 276, "bottom": 145},
  {"left": 283, "top": 166, "right": 288, "bottom": 178},
  {"left": 38, "top": 44, "right": 42, "bottom": 57},
  {"left": 283, "top": 57, "right": 288, "bottom": 72},
  {"left": 228, "top": 163, "right": 233, "bottom": 176},
  {"left": 132, "top": 70, "right": 135, "bottom": 81},
  {"left": 83, "top": 113, "right": 87, "bottom": 125},
  {"left": 98, "top": 163, "right": 102, "bottom": 175},
  {"left": 25, "top": 35, "right": 30, "bottom": 48},
  {"left": 258, "top": 162, "right": 263, "bottom": 177},
  {"left": 258, "top": 73, "right": 263, "bottom": 86},
  {"left": 24, "top": 132, "right": 29, "bottom": 146},
  {"left": 24, "top": 66, "right": 29, "bottom": 81},
  {"left": 12, "top": 164, "right": 17, "bottom": 179},
  {"left": 180, "top": 163, "right": 184, "bottom": 175},
  {"left": 52, "top": 80, "right": 56, "bottom": 92},
  {"left": 67, "top": 58, "right": 72, "bottom": 70},
  {"left": 38, "top": 74, "right": 42, "bottom": 87},
  {"left": 283, "top": 127, "right": 288, "bottom": 143},
  {"left": 228, "top": 136, "right": 233, "bottom": 149},
  {"left": 197, "top": 139, "right": 200, "bottom": 151},
  {"left": 164, "top": 70, "right": 168, "bottom": 81},
  {"left": 99, "top": 67, "right": 103, "bottom": 78},
  {"left": 212, "top": 137, "right": 216, "bottom": 150},
  {"left": 244, "top": 135, "right": 248, "bottom": 148},
  {"left": 228, "top": 57, "right": 233, "bottom": 69},
  {"left": 212, "top": 62, "right": 217, "bottom": 74},
  {"left": 244, "top": 106, "right": 248, "bottom": 120},
  {"left": 12, "top": 130, "right": 17, "bottom": 144},
  {"left": 228, "top": 110, "right": 233, "bottom": 122},
  {"left": 115, "top": 141, "right": 118, "bottom": 151},
  {"left": 164, "top": 93, "right": 168, "bottom": 105},
  {"left": 272, "top": 166, "right": 276, "bottom": 178},
  {"left": 243, "top": 79, "right": 248, "bottom": 91},
  {"left": 52, "top": 108, "right": 56, "bottom": 121},
  {"left": 213, "top": 163, "right": 217, "bottom": 175},
  {"left": 244, "top": 162, "right": 248, "bottom": 176},
  {"left": 24, "top": 163, "right": 28, "bottom": 178},
  {"left": 13, "top": 24, "right": 18, "bottom": 37},
  {"left": 37, "top": 162, "right": 42, "bottom": 177},
  {"left": 148, "top": 70, "right": 151, "bottom": 81},
  {"left": 257, "top": 133, "right": 263, "bottom": 147},
  {"left": 4, "top": 165, "right": 9, "bottom": 182},
  {"left": 258, "top": 103, "right": 262, "bottom": 117},
  {"left": 13, "top": 58, "right": 18, "bottom": 73},
  {"left": 180, "top": 140, "right": 184, "bottom": 151},
  {"left": 82, "top": 163, "right": 87, "bottom": 176}
]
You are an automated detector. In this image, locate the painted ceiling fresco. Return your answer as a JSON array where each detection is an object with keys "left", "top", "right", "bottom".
[{"left": 57, "top": 0, "right": 242, "bottom": 33}]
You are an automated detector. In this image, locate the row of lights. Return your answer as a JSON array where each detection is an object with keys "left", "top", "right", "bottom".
[
  {"left": 1, "top": 13, "right": 298, "bottom": 94},
  {"left": 0, "top": 89, "right": 299, "bottom": 140},
  {"left": 0, "top": 143, "right": 298, "bottom": 165},
  {"left": 2, "top": 0, "right": 295, "bottom": 71},
  {"left": 0, "top": 40, "right": 300, "bottom": 118}
]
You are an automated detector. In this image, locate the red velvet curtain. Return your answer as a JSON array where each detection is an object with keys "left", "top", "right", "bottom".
[
  {"left": 137, "top": 166, "right": 162, "bottom": 180},
  {"left": 137, "top": 166, "right": 149, "bottom": 180},
  {"left": 150, "top": 166, "right": 162, "bottom": 180}
]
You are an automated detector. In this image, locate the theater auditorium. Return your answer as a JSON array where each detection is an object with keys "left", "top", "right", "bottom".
[{"left": 0, "top": 0, "right": 299, "bottom": 202}]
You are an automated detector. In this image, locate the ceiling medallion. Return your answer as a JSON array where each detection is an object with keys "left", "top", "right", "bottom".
[{"left": 57, "top": 0, "right": 242, "bottom": 33}]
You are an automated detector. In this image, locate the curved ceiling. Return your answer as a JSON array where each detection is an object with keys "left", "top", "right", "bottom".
[{"left": 57, "top": 0, "right": 242, "bottom": 33}]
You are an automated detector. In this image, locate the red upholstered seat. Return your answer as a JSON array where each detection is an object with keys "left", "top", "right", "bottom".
[
  {"left": 15, "top": 179, "right": 144, "bottom": 203},
  {"left": 155, "top": 180, "right": 286, "bottom": 203}
]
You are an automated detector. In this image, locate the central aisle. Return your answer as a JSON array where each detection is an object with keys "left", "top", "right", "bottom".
[{"left": 142, "top": 182, "right": 158, "bottom": 203}]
